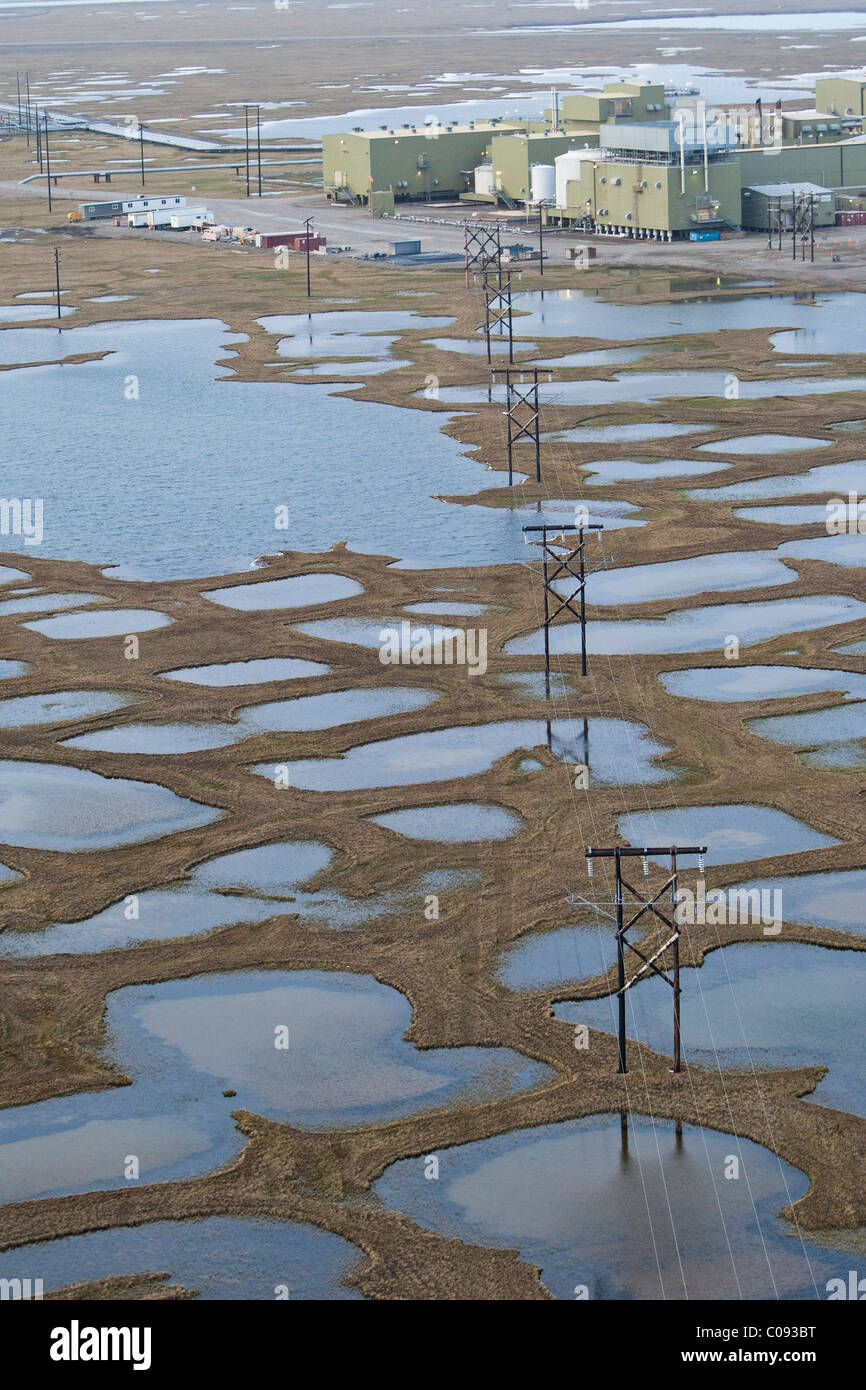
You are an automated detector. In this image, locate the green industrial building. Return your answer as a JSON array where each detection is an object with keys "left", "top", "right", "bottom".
[
  {"left": 323, "top": 121, "right": 530, "bottom": 207},
  {"left": 552, "top": 81, "right": 669, "bottom": 129},
  {"left": 472, "top": 131, "right": 599, "bottom": 206},
  {"left": 322, "top": 77, "right": 866, "bottom": 237}
]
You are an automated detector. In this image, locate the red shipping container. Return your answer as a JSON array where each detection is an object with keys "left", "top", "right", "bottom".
[
  {"left": 258, "top": 232, "right": 295, "bottom": 249},
  {"left": 288, "top": 234, "right": 326, "bottom": 250}
]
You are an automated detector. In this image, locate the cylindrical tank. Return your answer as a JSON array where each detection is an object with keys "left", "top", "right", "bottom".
[
  {"left": 474, "top": 163, "right": 495, "bottom": 196},
  {"left": 530, "top": 162, "right": 556, "bottom": 206},
  {"left": 555, "top": 151, "right": 588, "bottom": 209}
]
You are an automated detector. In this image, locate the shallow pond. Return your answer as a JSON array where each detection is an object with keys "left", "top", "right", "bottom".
[
  {"left": 505, "top": 595, "right": 866, "bottom": 657},
  {"left": 369, "top": 803, "right": 524, "bottom": 842},
  {"left": 0, "top": 304, "right": 74, "bottom": 321},
  {"left": 403, "top": 601, "right": 489, "bottom": 617},
  {"left": 512, "top": 286, "right": 866, "bottom": 345},
  {"left": 660, "top": 664, "right": 866, "bottom": 704},
  {"left": 696, "top": 434, "right": 832, "bottom": 455},
  {"left": 204, "top": 574, "right": 363, "bottom": 610},
  {"left": 258, "top": 310, "right": 454, "bottom": 364},
  {"left": 23, "top": 609, "right": 173, "bottom": 640},
  {"left": 577, "top": 550, "right": 795, "bottom": 605},
  {"left": 0, "top": 565, "right": 29, "bottom": 584},
  {"left": 778, "top": 534, "right": 866, "bottom": 568},
  {"left": 615, "top": 803, "right": 838, "bottom": 867},
  {"left": 373, "top": 1110, "right": 846, "bottom": 1300},
  {"left": 583, "top": 456, "right": 728, "bottom": 484},
  {"left": 291, "top": 358, "right": 412, "bottom": 376},
  {"left": 734, "top": 505, "right": 836, "bottom": 526},
  {"left": 420, "top": 374, "right": 866, "bottom": 408},
  {"left": 747, "top": 700, "right": 866, "bottom": 769},
  {"left": 688, "top": 461, "right": 866, "bottom": 503},
  {"left": 495, "top": 671, "right": 574, "bottom": 700},
  {"left": 497, "top": 922, "right": 617, "bottom": 992},
  {"left": 63, "top": 688, "right": 439, "bottom": 752},
  {"left": 0, "top": 689, "right": 140, "bottom": 727},
  {"left": 556, "top": 943, "right": 866, "bottom": 1119},
  {"left": 533, "top": 346, "right": 649, "bottom": 369},
  {"left": 0, "top": 840, "right": 477, "bottom": 956},
  {"left": 250, "top": 717, "right": 672, "bottom": 791},
  {"left": 426, "top": 337, "right": 537, "bottom": 357},
  {"left": 0, "top": 760, "right": 220, "bottom": 850},
  {"left": 160, "top": 656, "right": 331, "bottom": 685},
  {"left": 544, "top": 420, "right": 713, "bottom": 444},
  {"left": 0, "top": 318, "right": 547, "bottom": 578},
  {"left": 0, "top": 1217, "right": 364, "bottom": 1300},
  {"left": 722, "top": 868, "right": 866, "bottom": 937},
  {"left": 0, "top": 969, "right": 552, "bottom": 1202},
  {"left": 293, "top": 617, "right": 462, "bottom": 649},
  {"left": 0, "top": 593, "right": 109, "bottom": 618}
]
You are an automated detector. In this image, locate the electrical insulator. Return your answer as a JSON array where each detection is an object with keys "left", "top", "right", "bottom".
[
  {"left": 586, "top": 855, "right": 593, "bottom": 878},
  {"left": 698, "top": 853, "right": 704, "bottom": 873},
  {"left": 642, "top": 853, "right": 649, "bottom": 876}
]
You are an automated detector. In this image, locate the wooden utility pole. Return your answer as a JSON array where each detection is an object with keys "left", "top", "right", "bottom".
[
  {"left": 303, "top": 216, "right": 314, "bottom": 297},
  {"left": 44, "top": 114, "right": 52, "bottom": 213},
  {"left": 256, "top": 105, "right": 262, "bottom": 196},
  {"left": 522, "top": 522, "right": 602, "bottom": 681},
  {"left": 584, "top": 846, "right": 707, "bottom": 1073},
  {"left": 482, "top": 267, "right": 513, "bottom": 364},
  {"left": 54, "top": 248, "right": 62, "bottom": 323},
  {"left": 244, "top": 106, "right": 250, "bottom": 197},
  {"left": 500, "top": 367, "right": 541, "bottom": 483},
  {"left": 463, "top": 220, "right": 501, "bottom": 288}
]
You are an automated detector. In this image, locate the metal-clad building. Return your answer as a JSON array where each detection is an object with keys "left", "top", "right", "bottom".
[
  {"left": 554, "top": 81, "right": 668, "bottom": 130},
  {"left": 484, "top": 131, "right": 599, "bottom": 204},
  {"left": 815, "top": 77, "right": 866, "bottom": 119},
  {"left": 552, "top": 155, "right": 741, "bottom": 237},
  {"left": 323, "top": 122, "right": 529, "bottom": 204},
  {"left": 599, "top": 120, "right": 734, "bottom": 159},
  {"left": 736, "top": 139, "right": 866, "bottom": 191},
  {"left": 320, "top": 77, "right": 866, "bottom": 232},
  {"left": 741, "top": 182, "right": 835, "bottom": 230}
]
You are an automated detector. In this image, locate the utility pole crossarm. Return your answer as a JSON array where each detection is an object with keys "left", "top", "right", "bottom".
[
  {"left": 522, "top": 524, "right": 603, "bottom": 534},
  {"left": 585, "top": 846, "right": 707, "bottom": 857}
]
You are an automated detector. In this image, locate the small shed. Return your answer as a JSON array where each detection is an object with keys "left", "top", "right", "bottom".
[{"left": 742, "top": 182, "right": 835, "bottom": 231}]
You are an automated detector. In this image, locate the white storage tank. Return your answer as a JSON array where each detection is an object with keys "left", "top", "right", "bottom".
[
  {"left": 530, "top": 163, "right": 556, "bottom": 206},
  {"left": 474, "top": 162, "right": 495, "bottom": 196},
  {"left": 555, "top": 150, "right": 594, "bottom": 209}
]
